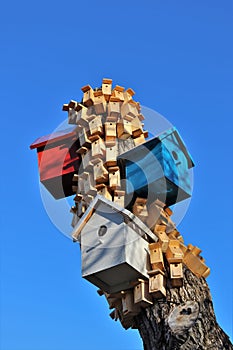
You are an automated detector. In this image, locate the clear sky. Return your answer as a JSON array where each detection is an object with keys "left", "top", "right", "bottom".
[{"left": 1, "top": 1, "right": 232, "bottom": 349}]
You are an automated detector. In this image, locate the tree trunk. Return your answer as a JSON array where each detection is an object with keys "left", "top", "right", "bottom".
[{"left": 135, "top": 265, "right": 233, "bottom": 350}]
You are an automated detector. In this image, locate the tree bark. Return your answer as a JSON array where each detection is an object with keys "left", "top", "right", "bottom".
[{"left": 135, "top": 265, "right": 233, "bottom": 350}]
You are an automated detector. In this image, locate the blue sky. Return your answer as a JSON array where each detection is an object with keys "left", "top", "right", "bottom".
[{"left": 1, "top": 1, "right": 232, "bottom": 349}]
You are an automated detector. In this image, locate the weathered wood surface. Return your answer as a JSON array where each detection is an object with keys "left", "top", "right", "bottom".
[{"left": 135, "top": 265, "right": 233, "bottom": 350}]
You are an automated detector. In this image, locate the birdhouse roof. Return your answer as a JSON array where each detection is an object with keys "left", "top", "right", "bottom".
[
  {"left": 118, "top": 127, "right": 194, "bottom": 169},
  {"left": 30, "top": 126, "right": 77, "bottom": 150},
  {"left": 72, "top": 195, "right": 157, "bottom": 243}
]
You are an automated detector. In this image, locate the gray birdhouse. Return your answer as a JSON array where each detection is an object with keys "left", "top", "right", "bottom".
[{"left": 72, "top": 195, "right": 156, "bottom": 293}]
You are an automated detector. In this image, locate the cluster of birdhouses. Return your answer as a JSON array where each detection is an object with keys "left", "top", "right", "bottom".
[
  {"left": 62, "top": 78, "right": 149, "bottom": 227},
  {"left": 30, "top": 78, "right": 210, "bottom": 331},
  {"left": 72, "top": 195, "right": 210, "bottom": 330}
]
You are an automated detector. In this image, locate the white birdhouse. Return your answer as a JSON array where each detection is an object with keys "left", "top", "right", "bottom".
[{"left": 72, "top": 195, "right": 156, "bottom": 293}]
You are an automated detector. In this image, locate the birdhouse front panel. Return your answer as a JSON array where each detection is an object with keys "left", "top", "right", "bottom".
[
  {"left": 30, "top": 128, "right": 81, "bottom": 199},
  {"left": 117, "top": 127, "right": 194, "bottom": 206}
]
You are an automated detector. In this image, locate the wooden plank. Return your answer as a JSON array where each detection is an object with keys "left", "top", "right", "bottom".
[{"left": 72, "top": 205, "right": 94, "bottom": 241}]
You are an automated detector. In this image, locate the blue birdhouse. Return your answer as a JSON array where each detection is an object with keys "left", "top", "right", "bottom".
[{"left": 117, "top": 127, "right": 194, "bottom": 207}]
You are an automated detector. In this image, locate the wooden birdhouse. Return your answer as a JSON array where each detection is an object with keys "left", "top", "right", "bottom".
[
  {"left": 169, "top": 263, "right": 183, "bottom": 287},
  {"left": 117, "top": 127, "right": 194, "bottom": 207},
  {"left": 148, "top": 242, "right": 165, "bottom": 272},
  {"left": 183, "top": 244, "right": 210, "bottom": 278},
  {"left": 102, "top": 78, "right": 112, "bottom": 101},
  {"left": 30, "top": 127, "right": 81, "bottom": 199},
  {"left": 149, "top": 271, "right": 166, "bottom": 298},
  {"left": 121, "top": 291, "right": 141, "bottom": 316},
  {"left": 72, "top": 195, "right": 156, "bottom": 294},
  {"left": 134, "top": 279, "right": 153, "bottom": 308}
]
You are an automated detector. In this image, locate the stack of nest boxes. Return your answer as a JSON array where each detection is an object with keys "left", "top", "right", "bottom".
[
  {"left": 67, "top": 79, "right": 210, "bottom": 330},
  {"left": 30, "top": 78, "right": 210, "bottom": 330},
  {"left": 72, "top": 194, "right": 210, "bottom": 329},
  {"left": 62, "top": 78, "right": 148, "bottom": 227}
]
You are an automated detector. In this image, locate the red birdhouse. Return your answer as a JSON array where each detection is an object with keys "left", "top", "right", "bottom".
[{"left": 30, "top": 127, "right": 81, "bottom": 199}]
